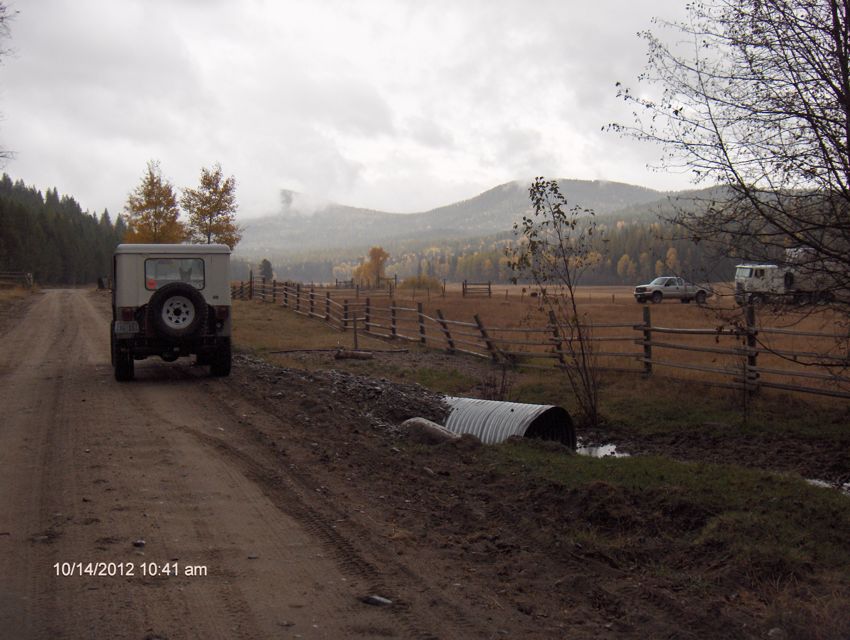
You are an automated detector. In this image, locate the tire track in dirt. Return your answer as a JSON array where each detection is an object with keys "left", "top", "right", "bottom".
[
  {"left": 180, "top": 427, "right": 442, "bottom": 640},
  {"left": 177, "top": 405, "right": 489, "bottom": 640},
  {"left": 4, "top": 291, "right": 381, "bottom": 639},
  {"left": 0, "top": 291, "right": 90, "bottom": 637}
]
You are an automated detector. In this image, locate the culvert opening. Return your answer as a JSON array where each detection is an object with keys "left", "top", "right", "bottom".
[{"left": 523, "top": 406, "right": 575, "bottom": 449}]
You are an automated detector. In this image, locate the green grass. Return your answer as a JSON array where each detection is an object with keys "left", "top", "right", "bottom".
[
  {"left": 488, "top": 439, "right": 850, "bottom": 586},
  {"left": 409, "top": 367, "right": 476, "bottom": 394}
]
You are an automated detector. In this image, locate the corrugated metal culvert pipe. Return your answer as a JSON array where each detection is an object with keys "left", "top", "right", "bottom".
[{"left": 443, "top": 397, "right": 576, "bottom": 449}]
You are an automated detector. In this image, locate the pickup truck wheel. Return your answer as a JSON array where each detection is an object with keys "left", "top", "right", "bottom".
[
  {"left": 695, "top": 291, "right": 707, "bottom": 305},
  {"left": 651, "top": 291, "right": 663, "bottom": 304},
  {"left": 114, "top": 351, "right": 134, "bottom": 381},
  {"left": 149, "top": 283, "right": 207, "bottom": 339},
  {"left": 210, "top": 339, "right": 231, "bottom": 377}
]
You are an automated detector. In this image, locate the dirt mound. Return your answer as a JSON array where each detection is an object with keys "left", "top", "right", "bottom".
[{"left": 236, "top": 353, "right": 450, "bottom": 431}]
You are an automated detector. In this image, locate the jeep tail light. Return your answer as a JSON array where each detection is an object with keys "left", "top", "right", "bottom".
[
  {"left": 119, "top": 307, "right": 136, "bottom": 321},
  {"left": 214, "top": 306, "right": 229, "bottom": 321}
]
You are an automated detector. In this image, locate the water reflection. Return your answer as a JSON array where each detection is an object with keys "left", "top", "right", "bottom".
[{"left": 576, "top": 442, "right": 629, "bottom": 458}]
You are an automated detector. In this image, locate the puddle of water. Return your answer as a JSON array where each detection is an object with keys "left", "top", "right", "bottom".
[{"left": 576, "top": 442, "right": 630, "bottom": 458}]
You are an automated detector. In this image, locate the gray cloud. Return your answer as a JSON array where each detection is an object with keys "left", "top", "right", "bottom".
[{"left": 0, "top": 0, "right": 693, "bottom": 218}]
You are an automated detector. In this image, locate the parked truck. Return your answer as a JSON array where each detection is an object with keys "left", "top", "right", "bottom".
[
  {"left": 734, "top": 249, "right": 835, "bottom": 305},
  {"left": 633, "top": 277, "right": 711, "bottom": 304}
]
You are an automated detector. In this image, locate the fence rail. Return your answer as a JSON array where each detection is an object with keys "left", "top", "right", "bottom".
[
  {"left": 232, "top": 278, "right": 850, "bottom": 400},
  {"left": 462, "top": 280, "right": 491, "bottom": 298}
]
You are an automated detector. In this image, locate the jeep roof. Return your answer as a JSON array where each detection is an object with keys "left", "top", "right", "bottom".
[{"left": 114, "top": 243, "right": 231, "bottom": 255}]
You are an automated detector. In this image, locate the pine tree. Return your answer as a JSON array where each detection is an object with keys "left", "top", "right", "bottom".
[
  {"left": 259, "top": 258, "right": 273, "bottom": 280},
  {"left": 123, "top": 161, "right": 186, "bottom": 244},
  {"left": 181, "top": 163, "right": 241, "bottom": 249}
]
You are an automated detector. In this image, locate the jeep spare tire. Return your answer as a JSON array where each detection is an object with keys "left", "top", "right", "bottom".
[{"left": 149, "top": 282, "right": 207, "bottom": 339}]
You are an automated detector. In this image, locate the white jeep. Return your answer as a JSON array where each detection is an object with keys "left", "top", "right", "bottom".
[{"left": 111, "top": 244, "right": 232, "bottom": 381}]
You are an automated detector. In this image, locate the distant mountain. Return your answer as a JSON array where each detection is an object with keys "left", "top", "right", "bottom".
[{"left": 237, "top": 179, "right": 672, "bottom": 259}]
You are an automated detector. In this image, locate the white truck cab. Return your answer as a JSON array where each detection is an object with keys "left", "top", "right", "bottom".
[
  {"left": 733, "top": 263, "right": 787, "bottom": 304},
  {"left": 111, "top": 244, "right": 232, "bottom": 381}
]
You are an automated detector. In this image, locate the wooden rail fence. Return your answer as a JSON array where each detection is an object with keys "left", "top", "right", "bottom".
[
  {"left": 232, "top": 278, "right": 850, "bottom": 400},
  {"left": 462, "top": 280, "right": 491, "bottom": 298},
  {"left": 0, "top": 271, "right": 33, "bottom": 288}
]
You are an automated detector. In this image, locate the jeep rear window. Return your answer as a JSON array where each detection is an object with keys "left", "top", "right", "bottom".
[{"left": 144, "top": 258, "right": 205, "bottom": 291}]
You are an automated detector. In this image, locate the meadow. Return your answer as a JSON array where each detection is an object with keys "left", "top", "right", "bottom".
[{"left": 239, "top": 278, "right": 850, "bottom": 400}]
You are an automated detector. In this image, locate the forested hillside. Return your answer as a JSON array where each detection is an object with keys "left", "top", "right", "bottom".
[
  {"left": 248, "top": 217, "right": 740, "bottom": 287},
  {"left": 0, "top": 174, "right": 124, "bottom": 284}
]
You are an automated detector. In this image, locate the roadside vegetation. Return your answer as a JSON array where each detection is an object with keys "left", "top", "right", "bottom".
[{"left": 0, "top": 285, "right": 33, "bottom": 307}]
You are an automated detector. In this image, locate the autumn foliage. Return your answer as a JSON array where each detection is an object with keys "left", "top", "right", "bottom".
[
  {"left": 181, "top": 163, "right": 241, "bottom": 249},
  {"left": 122, "top": 160, "right": 241, "bottom": 249},
  {"left": 123, "top": 161, "right": 187, "bottom": 244},
  {"left": 353, "top": 246, "right": 390, "bottom": 287}
]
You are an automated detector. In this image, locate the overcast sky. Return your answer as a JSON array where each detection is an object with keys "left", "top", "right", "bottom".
[{"left": 0, "top": 0, "right": 691, "bottom": 219}]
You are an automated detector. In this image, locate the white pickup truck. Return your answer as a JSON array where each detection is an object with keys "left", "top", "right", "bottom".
[{"left": 634, "top": 277, "right": 711, "bottom": 304}]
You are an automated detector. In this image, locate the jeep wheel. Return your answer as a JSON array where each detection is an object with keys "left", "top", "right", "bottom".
[
  {"left": 149, "top": 283, "right": 207, "bottom": 339},
  {"left": 114, "top": 351, "right": 134, "bottom": 381},
  {"left": 651, "top": 291, "right": 663, "bottom": 304},
  {"left": 695, "top": 291, "right": 707, "bottom": 305},
  {"left": 210, "top": 339, "right": 231, "bottom": 377}
]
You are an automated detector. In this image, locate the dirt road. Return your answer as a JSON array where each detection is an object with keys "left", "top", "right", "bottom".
[{"left": 0, "top": 290, "right": 496, "bottom": 639}]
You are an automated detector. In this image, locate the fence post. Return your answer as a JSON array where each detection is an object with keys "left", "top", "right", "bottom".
[
  {"left": 745, "top": 304, "right": 759, "bottom": 393},
  {"left": 272, "top": 279, "right": 277, "bottom": 303},
  {"left": 391, "top": 301, "right": 397, "bottom": 338},
  {"left": 343, "top": 299, "right": 349, "bottom": 331},
  {"left": 283, "top": 283, "right": 289, "bottom": 308},
  {"left": 295, "top": 283, "right": 301, "bottom": 312},
  {"left": 260, "top": 277, "right": 266, "bottom": 302},
  {"left": 642, "top": 305, "right": 652, "bottom": 376},
  {"left": 462, "top": 280, "right": 467, "bottom": 297},
  {"left": 487, "top": 281, "right": 492, "bottom": 298},
  {"left": 474, "top": 314, "right": 497, "bottom": 361},
  {"left": 309, "top": 285, "right": 315, "bottom": 316},
  {"left": 548, "top": 310, "right": 567, "bottom": 367},
  {"left": 325, "top": 292, "right": 331, "bottom": 321},
  {"left": 365, "top": 297, "right": 371, "bottom": 333},
  {"left": 417, "top": 302, "right": 426, "bottom": 345},
  {"left": 249, "top": 270, "right": 254, "bottom": 299},
  {"left": 436, "top": 309, "right": 455, "bottom": 353}
]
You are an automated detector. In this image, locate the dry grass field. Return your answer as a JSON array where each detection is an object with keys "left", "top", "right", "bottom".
[
  {"left": 0, "top": 286, "right": 34, "bottom": 305},
  {"left": 258, "top": 281, "right": 848, "bottom": 398}
]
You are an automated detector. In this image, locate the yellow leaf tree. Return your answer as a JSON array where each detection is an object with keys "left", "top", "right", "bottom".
[
  {"left": 353, "top": 246, "right": 390, "bottom": 287},
  {"left": 123, "top": 161, "right": 187, "bottom": 243},
  {"left": 181, "top": 163, "right": 242, "bottom": 249}
]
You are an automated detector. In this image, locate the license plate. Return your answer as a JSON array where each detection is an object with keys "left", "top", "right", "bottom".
[{"left": 114, "top": 321, "right": 139, "bottom": 334}]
